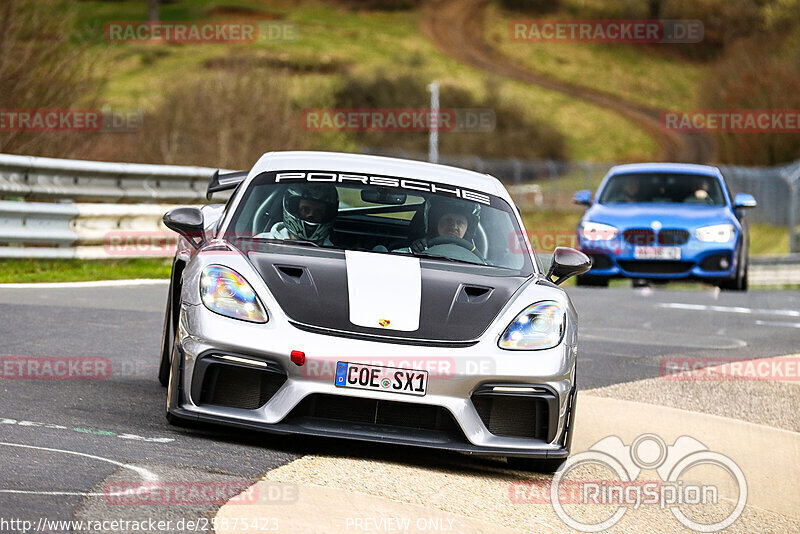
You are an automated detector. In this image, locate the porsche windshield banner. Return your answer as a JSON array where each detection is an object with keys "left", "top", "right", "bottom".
[{"left": 266, "top": 170, "right": 493, "bottom": 206}]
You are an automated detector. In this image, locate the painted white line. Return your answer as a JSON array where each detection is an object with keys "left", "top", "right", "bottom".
[
  {"left": 0, "top": 442, "right": 158, "bottom": 482},
  {"left": 0, "top": 489, "right": 107, "bottom": 497},
  {"left": 0, "top": 279, "right": 169, "bottom": 289},
  {"left": 756, "top": 320, "right": 800, "bottom": 329},
  {"left": 659, "top": 302, "right": 800, "bottom": 317}
]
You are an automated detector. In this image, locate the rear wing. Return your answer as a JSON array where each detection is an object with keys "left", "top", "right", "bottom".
[{"left": 206, "top": 170, "right": 248, "bottom": 200}]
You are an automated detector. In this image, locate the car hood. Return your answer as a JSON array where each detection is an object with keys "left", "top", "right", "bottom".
[
  {"left": 585, "top": 204, "right": 734, "bottom": 229},
  {"left": 245, "top": 246, "right": 529, "bottom": 343}
]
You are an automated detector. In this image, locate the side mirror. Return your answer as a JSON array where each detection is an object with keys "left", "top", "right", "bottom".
[
  {"left": 733, "top": 193, "right": 757, "bottom": 209},
  {"left": 573, "top": 190, "right": 592, "bottom": 206},
  {"left": 163, "top": 207, "right": 204, "bottom": 249},
  {"left": 546, "top": 247, "right": 592, "bottom": 285}
]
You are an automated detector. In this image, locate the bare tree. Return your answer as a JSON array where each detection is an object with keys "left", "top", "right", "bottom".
[{"left": 0, "top": 0, "right": 102, "bottom": 156}]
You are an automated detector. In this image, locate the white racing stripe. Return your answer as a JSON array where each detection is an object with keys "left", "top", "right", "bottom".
[
  {"left": 345, "top": 250, "right": 421, "bottom": 331},
  {"left": 658, "top": 302, "right": 800, "bottom": 317}
]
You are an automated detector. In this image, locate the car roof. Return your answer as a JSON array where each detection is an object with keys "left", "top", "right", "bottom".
[
  {"left": 246, "top": 151, "right": 511, "bottom": 199},
  {"left": 607, "top": 162, "right": 723, "bottom": 178}
]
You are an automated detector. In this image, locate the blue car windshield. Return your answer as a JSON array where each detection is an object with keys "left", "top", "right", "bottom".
[{"left": 598, "top": 173, "right": 726, "bottom": 205}]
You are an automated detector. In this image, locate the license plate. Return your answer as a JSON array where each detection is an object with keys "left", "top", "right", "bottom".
[
  {"left": 634, "top": 246, "right": 681, "bottom": 260},
  {"left": 334, "top": 362, "right": 428, "bottom": 396}
]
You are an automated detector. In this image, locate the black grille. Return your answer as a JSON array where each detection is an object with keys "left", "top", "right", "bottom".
[
  {"left": 658, "top": 229, "right": 690, "bottom": 245},
  {"left": 618, "top": 260, "right": 694, "bottom": 274},
  {"left": 200, "top": 364, "right": 286, "bottom": 410},
  {"left": 623, "top": 229, "right": 655, "bottom": 245},
  {"left": 699, "top": 252, "right": 733, "bottom": 271},
  {"left": 471, "top": 395, "right": 550, "bottom": 440},
  {"left": 588, "top": 253, "right": 613, "bottom": 270},
  {"left": 286, "top": 394, "right": 460, "bottom": 432}
]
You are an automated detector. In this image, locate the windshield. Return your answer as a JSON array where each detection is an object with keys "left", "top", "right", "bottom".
[
  {"left": 598, "top": 173, "right": 726, "bottom": 206},
  {"left": 224, "top": 170, "right": 532, "bottom": 273}
]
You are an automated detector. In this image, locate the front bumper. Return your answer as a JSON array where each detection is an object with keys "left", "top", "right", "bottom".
[
  {"left": 578, "top": 235, "right": 739, "bottom": 280},
  {"left": 168, "top": 302, "right": 577, "bottom": 459}
]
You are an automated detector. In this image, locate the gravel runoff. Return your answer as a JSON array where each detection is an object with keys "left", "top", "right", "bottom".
[
  {"left": 589, "top": 353, "right": 800, "bottom": 433},
  {"left": 260, "top": 454, "right": 800, "bottom": 533},
  {"left": 248, "top": 354, "right": 800, "bottom": 533}
]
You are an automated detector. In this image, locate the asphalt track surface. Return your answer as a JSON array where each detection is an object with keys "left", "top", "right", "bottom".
[{"left": 0, "top": 282, "right": 797, "bottom": 531}]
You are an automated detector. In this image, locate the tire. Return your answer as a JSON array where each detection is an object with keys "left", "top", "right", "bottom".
[
  {"left": 719, "top": 252, "right": 748, "bottom": 291},
  {"left": 576, "top": 274, "right": 609, "bottom": 287},
  {"left": 165, "top": 341, "right": 195, "bottom": 429},
  {"left": 157, "top": 289, "right": 173, "bottom": 387},
  {"left": 507, "top": 457, "right": 566, "bottom": 473}
]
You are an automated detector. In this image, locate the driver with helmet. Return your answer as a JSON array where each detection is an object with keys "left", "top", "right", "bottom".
[
  {"left": 394, "top": 196, "right": 482, "bottom": 256},
  {"left": 257, "top": 183, "right": 338, "bottom": 246}
]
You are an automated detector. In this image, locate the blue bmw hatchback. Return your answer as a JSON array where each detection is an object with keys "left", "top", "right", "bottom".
[{"left": 573, "top": 163, "right": 757, "bottom": 290}]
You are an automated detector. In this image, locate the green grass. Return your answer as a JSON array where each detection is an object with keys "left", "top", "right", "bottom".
[
  {"left": 69, "top": 0, "right": 659, "bottom": 161},
  {"left": 487, "top": 2, "right": 707, "bottom": 111},
  {"left": 0, "top": 259, "right": 171, "bottom": 283}
]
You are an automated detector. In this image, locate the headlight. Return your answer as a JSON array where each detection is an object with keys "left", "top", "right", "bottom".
[
  {"left": 200, "top": 265, "right": 268, "bottom": 323},
  {"left": 695, "top": 224, "right": 735, "bottom": 243},
  {"left": 499, "top": 301, "right": 566, "bottom": 350},
  {"left": 580, "top": 221, "right": 618, "bottom": 241}
]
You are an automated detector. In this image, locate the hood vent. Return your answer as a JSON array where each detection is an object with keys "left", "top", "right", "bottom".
[{"left": 457, "top": 284, "right": 494, "bottom": 304}]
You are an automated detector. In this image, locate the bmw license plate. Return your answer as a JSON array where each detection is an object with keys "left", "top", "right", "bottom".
[
  {"left": 334, "top": 362, "right": 428, "bottom": 396},
  {"left": 634, "top": 246, "right": 681, "bottom": 260}
]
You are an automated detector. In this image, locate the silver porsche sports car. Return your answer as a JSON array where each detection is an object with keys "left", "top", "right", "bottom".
[{"left": 159, "top": 151, "right": 590, "bottom": 471}]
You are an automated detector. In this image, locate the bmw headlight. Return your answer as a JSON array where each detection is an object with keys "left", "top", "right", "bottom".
[
  {"left": 499, "top": 301, "right": 566, "bottom": 350},
  {"left": 200, "top": 265, "right": 268, "bottom": 323},
  {"left": 580, "top": 221, "right": 618, "bottom": 241},
  {"left": 695, "top": 224, "right": 735, "bottom": 243}
]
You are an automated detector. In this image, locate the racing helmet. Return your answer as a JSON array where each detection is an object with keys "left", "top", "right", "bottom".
[
  {"left": 423, "top": 196, "right": 481, "bottom": 240},
  {"left": 282, "top": 183, "right": 339, "bottom": 243}
]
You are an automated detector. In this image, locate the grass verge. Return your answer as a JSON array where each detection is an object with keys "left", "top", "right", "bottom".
[{"left": 0, "top": 258, "right": 171, "bottom": 283}]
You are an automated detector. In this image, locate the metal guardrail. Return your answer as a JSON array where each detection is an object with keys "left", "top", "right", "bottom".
[
  {"left": 0, "top": 153, "right": 226, "bottom": 203},
  {"left": 0, "top": 200, "right": 178, "bottom": 259}
]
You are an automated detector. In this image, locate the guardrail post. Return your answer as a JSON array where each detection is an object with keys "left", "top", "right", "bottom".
[{"left": 790, "top": 179, "right": 799, "bottom": 254}]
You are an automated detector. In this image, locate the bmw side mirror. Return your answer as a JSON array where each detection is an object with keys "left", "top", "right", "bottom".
[
  {"left": 547, "top": 247, "right": 592, "bottom": 285},
  {"left": 573, "top": 190, "right": 592, "bottom": 206},
  {"left": 733, "top": 193, "right": 757, "bottom": 209},
  {"left": 164, "top": 207, "right": 205, "bottom": 249}
]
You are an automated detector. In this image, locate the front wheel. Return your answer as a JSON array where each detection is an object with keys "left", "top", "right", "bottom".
[
  {"left": 719, "top": 254, "right": 748, "bottom": 291},
  {"left": 158, "top": 290, "right": 173, "bottom": 387}
]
